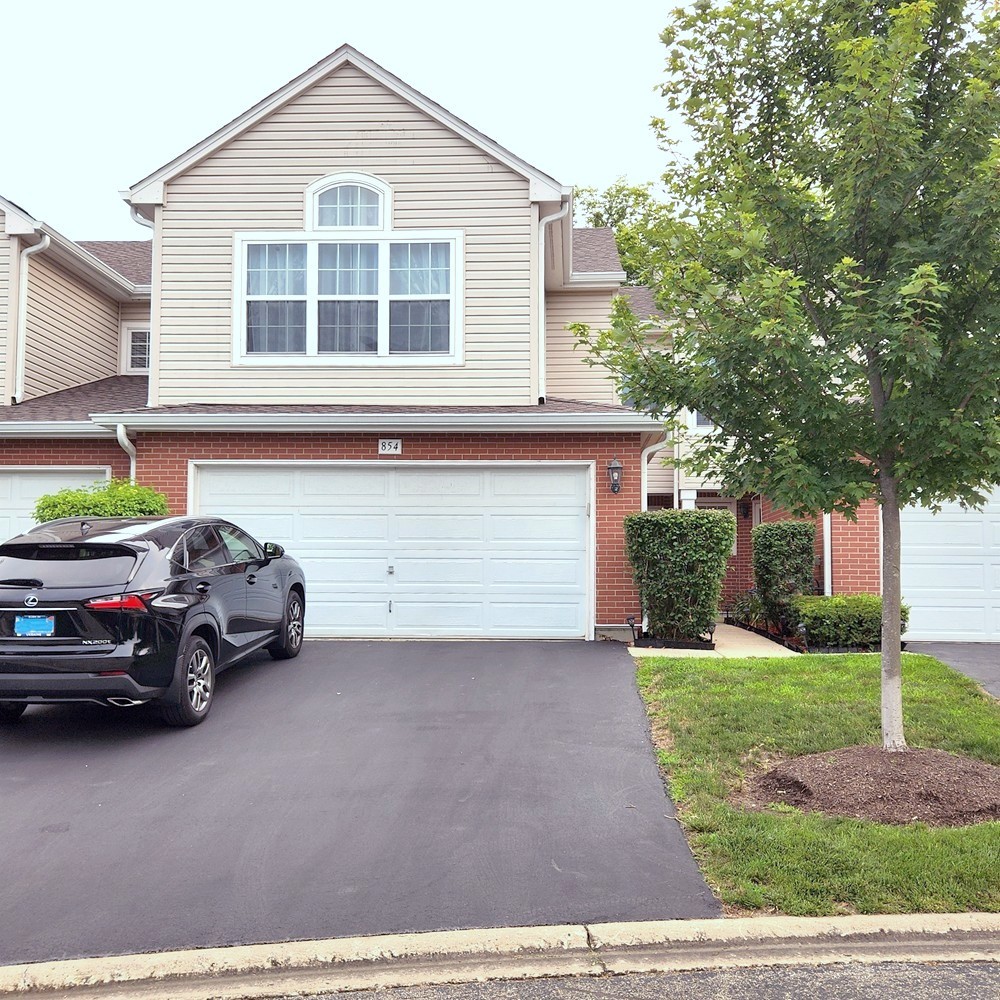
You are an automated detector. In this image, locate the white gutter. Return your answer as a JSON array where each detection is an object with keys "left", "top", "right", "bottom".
[
  {"left": 0, "top": 422, "right": 116, "bottom": 438},
  {"left": 116, "top": 423, "right": 137, "bottom": 480},
  {"left": 537, "top": 198, "right": 571, "bottom": 403},
  {"left": 823, "top": 512, "right": 833, "bottom": 595},
  {"left": 14, "top": 234, "right": 50, "bottom": 404},
  {"left": 89, "top": 411, "right": 663, "bottom": 434},
  {"left": 640, "top": 433, "right": 669, "bottom": 511}
]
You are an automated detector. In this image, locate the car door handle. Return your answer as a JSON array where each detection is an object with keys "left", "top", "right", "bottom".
[
  {"left": 246, "top": 574, "right": 257, "bottom": 585},
  {"left": 195, "top": 582, "right": 211, "bottom": 594}
]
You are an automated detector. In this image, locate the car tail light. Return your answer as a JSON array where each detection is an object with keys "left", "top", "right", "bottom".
[{"left": 84, "top": 593, "right": 158, "bottom": 612}]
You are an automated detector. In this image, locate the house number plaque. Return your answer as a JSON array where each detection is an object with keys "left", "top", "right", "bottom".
[{"left": 379, "top": 438, "right": 402, "bottom": 455}]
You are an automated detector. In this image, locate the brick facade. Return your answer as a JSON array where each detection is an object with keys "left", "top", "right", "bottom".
[
  {"left": 132, "top": 430, "right": 646, "bottom": 627},
  {"left": 0, "top": 439, "right": 130, "bottom": 478}
]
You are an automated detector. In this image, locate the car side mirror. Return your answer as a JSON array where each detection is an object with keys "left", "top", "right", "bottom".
[{"left": 264, "top": 542, "right": 284, "bottom": 560}]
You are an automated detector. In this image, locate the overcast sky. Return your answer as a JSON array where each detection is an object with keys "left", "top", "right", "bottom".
[{"left": 2, "top": 0, "right": 674, "bottom": 241}]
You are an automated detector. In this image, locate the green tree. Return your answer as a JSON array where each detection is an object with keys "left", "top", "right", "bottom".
[
  {"left": 576, "top": 0, "right": 1000, "bottom": 750},
  {"left": 33, "top": 479, "right": 170, "bottom": 522},
  {"left": 575, "top": 178, "right": 663, "bottom": 285}
]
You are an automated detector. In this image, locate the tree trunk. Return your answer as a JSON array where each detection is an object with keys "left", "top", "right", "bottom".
[{"left": 879, "top": 473, "right": 907, "bottom": 751}]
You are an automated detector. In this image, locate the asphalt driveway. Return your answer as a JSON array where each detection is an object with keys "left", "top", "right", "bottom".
[
  {"left": 908, "top": 643, "right": 999, "bottom": 697},
  {"left": 0, "top": 640, "right": 717, "bottom": 965}
]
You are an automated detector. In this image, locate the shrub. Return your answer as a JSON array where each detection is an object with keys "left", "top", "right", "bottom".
[
  {"left": 793, "top": 594, "right": 911, "bottom": 650},
  {"left": 33, "top": 478, "right": 170, "bottom": 523},
  {"left": 751, "top": 520, "right": 816, "bottom": 630},
  {"left": 728, "top": 589, "right": 766, "bottom": 629},
  {"left": 623, "top": 509, "right": 736, "bottom": 641}
]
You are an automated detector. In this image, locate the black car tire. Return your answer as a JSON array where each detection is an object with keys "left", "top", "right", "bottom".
[
  {"left": 0, "top": 702, "right": 27, "bottom": 722},
  {"left": 159, "top": 635, "right": 216, "bottom": 727},
  {"left": 268, "top": 590, "right": 305, "bottom": 660}
]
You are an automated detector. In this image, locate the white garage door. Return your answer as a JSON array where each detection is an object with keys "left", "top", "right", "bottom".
[
  {"left": 901, "top": 490, "right": 1000, "bottom": 641},
  {"left": 195, "top": 464, "right": 592, "bottom": 639},
  {"left": 0, "top": 467, "right": 110, "bottom": 541}
]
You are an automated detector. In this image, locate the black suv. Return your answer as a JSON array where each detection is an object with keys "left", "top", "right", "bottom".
[{"left": 0, "top": 516, "right": 305, "bottom": 727}]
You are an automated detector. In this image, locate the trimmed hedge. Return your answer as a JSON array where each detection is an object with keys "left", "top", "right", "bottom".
[
  {"left": 624, "top": 509, "right": 736, "bottom": 641},
  {"left": 751, "top": 520, "right": 816, "bottom": 628},
  {"left": 33, "top": 478, "right": 170, "bottom": 523},
  {"left": 793, "top": 594, "right": 911, "bottom": 650}
]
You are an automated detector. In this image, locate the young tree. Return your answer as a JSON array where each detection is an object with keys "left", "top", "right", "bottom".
[{"left": 577, "top": 0, "right": 1000, "bottom": 749}]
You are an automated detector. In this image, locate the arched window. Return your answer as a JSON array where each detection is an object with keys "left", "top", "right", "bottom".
[{"left": 306, "top": 172, "right": 391, "bottom": 231}]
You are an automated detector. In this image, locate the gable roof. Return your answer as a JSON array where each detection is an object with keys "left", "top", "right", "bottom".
[
  {"left": 78, "top": 241, "right": 152, "bottom": 285},
  {"left": 619, "top": 285, "right": 661, "bottom": 319},
  {"left": 572, "top": 228, "right": 622, "bottom": 273},
  {"left": 0, "top": 376, "right": 148, "bottom": 430},
  {"left": 127, "top": 45, "right": 568, "bottom": 208}
]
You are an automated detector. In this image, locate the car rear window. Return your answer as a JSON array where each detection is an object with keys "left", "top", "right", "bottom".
[{"left": 0, "top": 544, "right": 137, "bottom": 588}]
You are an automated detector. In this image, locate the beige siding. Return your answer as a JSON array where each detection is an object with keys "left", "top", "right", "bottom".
[
  {"left": 156, "top": 64, "right": 534, "bottom": 406},
  {"left": 0, "top": 213, "right": 10, "bottom": 399},
  {"left": 647, "top": 448, "right": 675, "bottom": 495},
  {"left": 22, "top": 254, "right": 118, "bottom": 399},
  {"left": 545, "top": 289, "right": 621, "bottom": 404},
  {"left": 120, "top": 301, "right": 151, "bottom": 326}
]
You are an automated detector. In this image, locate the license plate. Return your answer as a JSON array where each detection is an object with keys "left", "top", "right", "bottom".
[{"left": 14, "top": 615, "right": 55, "bottom": 637}]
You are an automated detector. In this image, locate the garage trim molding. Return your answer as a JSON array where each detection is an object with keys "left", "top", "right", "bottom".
[
  {"left": 187, "top": 459, "right": 599, "bottom": 639},
  {"left": 0, "top": 465, "right": 112, "bottom": 479}
]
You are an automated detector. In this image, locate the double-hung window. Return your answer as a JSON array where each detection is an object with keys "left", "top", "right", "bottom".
[{"left": 235, "top": 173, "right": 463, "bottom": 366}]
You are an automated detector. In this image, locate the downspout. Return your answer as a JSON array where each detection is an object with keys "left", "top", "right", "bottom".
[
  {"left": 116, "top": 424, "right": 137, "bottom": 482},
  {"left": 640, "top": 433, "right": 670, "bottom": 511},
  {"left": 130, "top": 206, "right": 154, "bottom": 230},
  {"left": 14, "top": 234, "right": 51, "bottom": 404},
  {"left": 822, "top": 512, "right": 833, "bottom": 596},
  {"left": 536, "top": 197, "right": 571, "bottom": 404}
]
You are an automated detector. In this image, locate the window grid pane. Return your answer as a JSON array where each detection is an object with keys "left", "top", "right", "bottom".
[
  {"left": 246, "top": 243, "right": 306, "bottom": 296},
  {"left": 317, "top": 185, "right": 380, "bottom": 227},
  {"left": 318, "top": 243, "right": 378, "bottom": 296},
  {"left": 247, "top": 301, "right": 307, "bottom": 353},
  {"left": 128, "top": 330, "right": 150, "bottom": 371},
  {"left": 389, "top": 242, "right": 450, "bottom": 296},
  {"left": 389, "top": 300, "right": 450, "bottom": 354},
  {"left": 319, "top": 301, "right": 378, "bottom": 353}
]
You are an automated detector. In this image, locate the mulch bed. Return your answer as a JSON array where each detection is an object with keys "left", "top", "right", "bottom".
[{"left": 742, "top": 745, "right": 1000, "bottom": 827}]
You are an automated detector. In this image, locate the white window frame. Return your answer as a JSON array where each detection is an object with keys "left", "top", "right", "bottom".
[
  {"left": 232, "top": 174, "right": 464, "bottom": 368},
  {"left": 120, "top": 323, "right": 151, "bottom": 374}
]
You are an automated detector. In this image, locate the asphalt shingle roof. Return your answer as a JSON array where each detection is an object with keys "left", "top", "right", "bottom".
[
  {"left": 572, "top": 228, "right": 622, "bottom": 273},
  {"left": 77, "top": 241, "right": 152, "bottom": 285},
  {"left": 0, "top": 377, "right": 149, "bottom": 422}
]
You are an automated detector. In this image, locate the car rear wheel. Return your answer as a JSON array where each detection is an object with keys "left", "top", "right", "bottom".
[
  {"left": 159, "top": 636, "right": 215, "bottom": 727},
  {"left": 0, "top": 702, "right": 27, "bottom": 722},
  {"left": 268, "top": 590, "right": 305, "bottom": 660}
]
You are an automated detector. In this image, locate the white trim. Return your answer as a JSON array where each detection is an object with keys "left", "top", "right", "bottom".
[
  {"left": 304, "top": 172, "right": 392, "bottom": 231},
  {"left": 120, "top": 323, "right": 151, "bottom": 374},
  {"left": 0, "top": 422, "right": 117, "bottom": 439},
  {"left": 187, "top": 459, "right": 597, "bottom": 640},
  {"left": 822, "top": 512, "right": 833, "bottom": 596},
  {"left": 640, "top": 435, "right": 670, "bottom": 512},
  {"left": 92, "top": 411, "right": 661, "bottom": 433},
  {"left": 231, "top": 228, "right": 465, "bottom": 368},
  {"left": 0, "top": 465, "right": 111, "bottom": 478},
  {"left": 126, "top": 45, "right": 567, "bottom": 205}
]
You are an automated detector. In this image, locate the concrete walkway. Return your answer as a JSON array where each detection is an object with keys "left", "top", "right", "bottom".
[{"left": 629, "top": 623, "right": 799, "bottom": 659}]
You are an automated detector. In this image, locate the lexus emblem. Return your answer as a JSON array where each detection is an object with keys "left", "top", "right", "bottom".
[{"left": 24, "top": 595, "right": 39, "bottom": 608}]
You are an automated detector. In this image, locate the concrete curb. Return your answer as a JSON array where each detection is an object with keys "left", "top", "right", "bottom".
[{"left": 0, "top": 914, "right": 997, "bottom": 998}]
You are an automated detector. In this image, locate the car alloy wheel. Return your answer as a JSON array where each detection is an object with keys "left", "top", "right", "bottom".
[
  {"left": 186, "top": 647, "right": 213, "bottom": 713},
  {"left": 287, "top": 596, "right": 304, "bottom": 651}
]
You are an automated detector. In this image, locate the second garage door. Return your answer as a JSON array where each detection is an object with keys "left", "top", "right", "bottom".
[
  {"left": 901, "top": 490, "right": 1000, "bottom": 641},
  {"left": 194, "top": 463, "right": 592, "bottom": 638},
  {"left": 0, "top": 467, "right": 110, "bottom": 541}
]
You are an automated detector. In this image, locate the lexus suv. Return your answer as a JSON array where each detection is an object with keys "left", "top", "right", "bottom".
[{"left": 0, "top": 516, "right": 305, "bottom": 727}]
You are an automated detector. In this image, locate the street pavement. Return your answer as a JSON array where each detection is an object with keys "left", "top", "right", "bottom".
[
  {"left": 282, "top": 962, "right": 1000, "bottom": 1000},
  {"left": 908, "top": 642, "right": 999, "bottom": 696},
  {"left": 0, "top": 639, "right": 716, "bottom": 965}
]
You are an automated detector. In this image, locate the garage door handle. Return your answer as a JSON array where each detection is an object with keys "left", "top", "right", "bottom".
[{"left": 246, "top": 574, "right": 257, "bottom": 585}]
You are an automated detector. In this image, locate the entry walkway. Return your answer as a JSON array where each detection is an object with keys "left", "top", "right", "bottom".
[{"left": 629, "top": 623, "right": 799, "bottom": 659}]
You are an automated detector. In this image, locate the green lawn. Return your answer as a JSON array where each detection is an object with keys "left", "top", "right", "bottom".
[{"left": 638, "top": 652, "right": 1000, "bottom": 915}]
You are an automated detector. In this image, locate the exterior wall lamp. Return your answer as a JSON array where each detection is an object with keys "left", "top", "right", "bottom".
[{"left": 607, "top": 458, "right": 623, "bottom": 494}]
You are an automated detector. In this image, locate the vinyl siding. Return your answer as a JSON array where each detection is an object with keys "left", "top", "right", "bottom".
[
  {"left": 0, "top": 213, "right": 10, "bottom": 399},
  {"left": 120, "top": 301, "right": 151, "bottom": 326},
  {"left": 545, "top": 289, "right": 620, "bottom": 405},
  {"left": 647, "top": 448, "right": 675, "bottom": 495},
  {"left": 22, "top": 253, "right": 118, "bottom": 400},
  {"left": 155, "top": 63, "right": 534, "bottom": 406}
]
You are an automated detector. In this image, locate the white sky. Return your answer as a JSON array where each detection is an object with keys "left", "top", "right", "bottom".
[{"left": 2, "top": 0, "right": 673, "bottom": 241}]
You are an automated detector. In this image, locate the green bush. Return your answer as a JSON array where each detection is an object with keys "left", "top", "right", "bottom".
[
  {"left": 624, "top": 509, "right": 736, "bottom": 641},
  {"left": 33, "top": 478, "right": 170, "bottom": 523},
  {"left": 751, "top": 519, "right": 816, "bottom": 629},
  {"left": 793, "top": 594, "right": 910, "bottom": 649},
  {"left": 728, "top": 589, "right": 766, "bottom": 628}
]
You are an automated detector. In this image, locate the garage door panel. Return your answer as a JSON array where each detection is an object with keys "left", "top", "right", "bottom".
[
  {"left": 196, "top": 464, "right": 591, "bottom": 639},
  {"left": 0, "top": 469, "right": 110, "bottom": 542},
  {"left": 901, "top": 491, "right": 1000, "bottom": 641}
]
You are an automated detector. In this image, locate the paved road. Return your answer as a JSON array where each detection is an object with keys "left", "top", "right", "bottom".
[
  {"left": 908, "top": 642, "right": 999, "bottom": 697},
  {"left": 0, "top": 640, "right": 716, "bottom": 965},
  {"left": 287, "top": 963, "right": 1000, "bottom": 1000}
]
